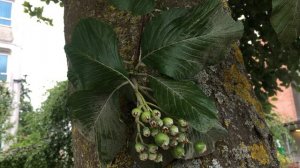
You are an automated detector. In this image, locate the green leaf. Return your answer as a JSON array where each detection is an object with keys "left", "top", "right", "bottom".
[
  {"left": 108, "top": 0, "right": 155, "bottom": 15},
  {"left": 142, "top": 0, "right": 243, "bottom": 79},
  {"left": 271, "top": 0, "right": 300, "bottom": 44},
  {"left": 149, "top": 76, "right": 226, "bottom": 158},
  {"left": 68, "top": 82, "right": 129, "bottom": 163},
  {"left": 149, "top": 76, "right": 225, "bottom": 134},
  {"left": 67, "top": 68, "right": 82, "bottom": 89},
  {"left": 65, "top": 18, "right": 129, "bottom": 90},
  {"left": 184, "top": 127, "right": 226, "bottom": 159}
]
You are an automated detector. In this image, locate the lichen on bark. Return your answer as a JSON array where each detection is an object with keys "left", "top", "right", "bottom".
[
  {"left": 171, "top": 43, "right": 278, "bottom": 168},
  {"left": 249, "top": 143, "right": 270, "bottom": 165}
]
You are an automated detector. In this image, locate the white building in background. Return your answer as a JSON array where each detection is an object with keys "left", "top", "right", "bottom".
[
  {"left": 0, "top": 0, "right": 22, "bottom": 151},
  {"left": 0, "top": 0, "right": 67, "bottom": 150}
]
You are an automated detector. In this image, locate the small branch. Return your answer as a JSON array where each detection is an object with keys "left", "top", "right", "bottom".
[
  {"left": 132, "top": 16, "right": 146, "bottom": 66},
  {"left": 129, "top": 72, "right": 148, "bottom": 77},
  {"left": 138, "top": 48, "right": 142, "bottom": 63},
  {"left": 135, "top": 118, "right": 144, "bottom": 144},
  {"left": 137, "top": 120, "right": 146, "bottom": 127},
  {"left": 138, "top": 86, "right": 157, "bottom": 103},
  {"left": 146, "top": 102, "right": 162, "bottom": 111},
  {"left": 139, "top": 86, "right": 153, "bottom": 92},
  {"left": 131, "top": 78, "right": 140, "bottom": 92},
  {"left": 127, "top": 80, "right": 136, "bottom": 91},
  {"left": 134, "top": 62, "right": 146, "bottom": 70},
  {"left": 123, "top": 60, "right": 134, "bottom": 65}
]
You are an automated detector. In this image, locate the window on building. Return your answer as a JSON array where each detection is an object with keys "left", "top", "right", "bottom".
[
  {"left": 0, "top": 54, "right": 8, "bottom": 81},
  {"left": 0, "top": 0, "right": 12, "bottom": 26}
]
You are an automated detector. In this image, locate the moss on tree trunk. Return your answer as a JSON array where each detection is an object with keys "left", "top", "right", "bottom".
[{"left": 64, "top": 0, "right": 279, "bottom": 167}]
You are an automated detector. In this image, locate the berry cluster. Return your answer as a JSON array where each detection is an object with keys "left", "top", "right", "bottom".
[
  {"left": 132, "top": 105, "right": 192, "bottom": 162},
  {"left": 132, "top": 91, "right": 207, "bottom": 162}
]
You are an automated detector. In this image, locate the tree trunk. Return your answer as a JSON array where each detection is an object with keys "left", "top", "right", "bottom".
[{"left": 64, "top": 0, "right": 279, "bottom": 167}]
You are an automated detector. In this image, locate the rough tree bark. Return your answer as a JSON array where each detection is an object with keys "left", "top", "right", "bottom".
[{"left": 64, "top": 0, "right": 279, "bottom": 167}]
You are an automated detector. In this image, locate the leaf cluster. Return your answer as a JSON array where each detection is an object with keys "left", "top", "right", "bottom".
[
  {"left": 66, "top": 0, "right": 243, "bottom": 165},
  {"left": 22, "top": 0, "right": 300, "bottom": 116}
]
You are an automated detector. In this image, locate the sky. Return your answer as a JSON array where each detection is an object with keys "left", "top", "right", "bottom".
[{"left": 15, "top": 1, "right": 67, "bottom": 109}]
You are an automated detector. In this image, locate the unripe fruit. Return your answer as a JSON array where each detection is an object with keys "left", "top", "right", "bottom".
[
  {"left": 154, "top": 133, "right": 170, "bottom": 147},
  {"left": 139, "top": 152, "right": 148, "bottom": 161},
  {"left": 194, "top": 141, "right": 207, "bottom": 154},
  {"left": 162, "top": 143, "right": 169, "bottom": 150},
  {"left": 151, "top": 109, "right": 161, "bottom": 119},
  {"left": 140, "top": 111, "right": 151, "bottom": 123},
  {"left": 151, "top": 128, "right": 159, "bottom": 137},
  {"left": 148, "top": 153, "right": 157, "bottom": 161},
  {"left": 163, "top": 117, "right": 174, "bottom": 127},
  {"left": 178, "top": 133, "right": 187, "bottom": 143},
  {"left": 131, "top": 108, "right": 142, "bottom": 117},
  {"left": 178, "top": 119, "right": 188, "bottom": 127},
  {"left": 172, "top": 146, "right": 185, "bottom": 159},
  {"left": 135, "top": 143, "right": 145, "bottom": 153},
  {"left": 183, "top": 139, "right": 190, "bottom": 144},
  {"left": 162, "top": 126, "right": 170, "bottom": 133},
  {"left": 143, "top": 127, "right": 151, "bottom": 137},
  {"left": 149, "top": 120, "right": 157, "bottom": 128},
  {"left": 179, "top": 127, "right": 188, "bottom": 133},
  {"left": 155, "top": 154, "right": 163, "bottom": 163},
  {"left": 170, "top": 125, "right": 179, "bottom": 136},
  {"left": 156, "top": 119, "right": 163, "bottom": 127},
  {"left": 148, "top": 144, "right": 158, "bottom": 153},
  {"left": 170, "top": 139, "right": 178, "bottom": 147}
]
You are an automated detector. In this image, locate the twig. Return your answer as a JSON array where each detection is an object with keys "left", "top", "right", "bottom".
[
  {"left": 139, "top": 86, "right": 153, "bottom": 92},
  {"left": 132, "top": 16, "right": 146, "bottom": 66},
  {"left": 138, "top": 86, "right": 157, "bottom": 103}
]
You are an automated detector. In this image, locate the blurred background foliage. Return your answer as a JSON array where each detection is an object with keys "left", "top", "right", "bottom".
[
  {"left": 0, "top": 81, "right": 73, "bottom": 168},
  {"left": 265, "top": 112, "right": 296, "bottom": 167},
  {"left": 0, "top": 82, "right": 13, "bottom": 145},
  {"left": 228, "top": 0, "right": 300, "bottom": 112}
]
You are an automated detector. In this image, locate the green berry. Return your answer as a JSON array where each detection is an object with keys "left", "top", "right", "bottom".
[
  {"left": 172, "top": 146, "right": 185, "bottom": 159},
  {"left": 131, "top": 108, "right": 142, "bottom": 117},
  {"left": 140, "top": 111, "right": 151, "bottom": 123},
  {"left": 170, "top": 125, "right": 179, "bottom": 136},
  {"left": 148, "top": 153, "right": 157, "bottom": 161},
  {"left": 178, "top": 133, "right": 187, "bottom": 143},
  {"left": 194, "top": 141, "right": 207, "bottom": 154},
  {"left": 170, "top": 139, "right": 178, "bottom": 147},
  {"left": 156, "top": 119, "right": 163, "bottom": 127},
  {"left": 178, "top": 119, "right": 188, "bottom": 127},
  {"left": 162, "top": 143, "right": 169, "bottom": 150},
  {"left": 151, "top": 128, "right": 159, "bottom": 137},
  {"left": 154, "top": 154, "right": 163, "bottom": 163},
  {"left": 163, "top": 117, "right": 173, "bottom": 127},
  {"left": 151, "top": 109, "right": 161, "bottom": 119},
  {"left": 135, "top": 143, "right": 145, "bottom": 153},
  {"left": 143, "top": 127, "right": 151, "bottom": 137},
  {"left": 154, "top": 133, "right": 170, "bottom": 147},
  {"left": 162, "top": 126, "right": 170, "bottom": 133},
  {"left": 179, "top": 127, "right": 188, "bottom": 133},
  {"left": 183, "top": 138, "right": 190, "bottom": 144},
  {"left": 149, "top": 120, "right": 157, "bottom": 128},
  {"left": 148, "top": 144, "right": 158, "bottom": 153},
  {"left": 139, "top": 152, "right": 148, "bottom": 161}
]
